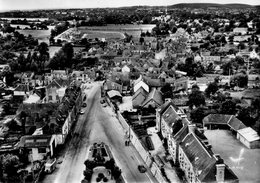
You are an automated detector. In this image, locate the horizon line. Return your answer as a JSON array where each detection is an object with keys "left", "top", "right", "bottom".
[{"left": 0, "top": 2, "right": 259, "bottom": 13}]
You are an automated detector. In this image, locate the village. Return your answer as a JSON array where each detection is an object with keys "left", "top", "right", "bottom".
[{"left": 0, "top": 3, "right": 260, "bottom": 183}]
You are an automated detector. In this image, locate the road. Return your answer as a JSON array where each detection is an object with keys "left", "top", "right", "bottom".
[{"left": 44, "top": 82, "right": 157, "bottom": 183}]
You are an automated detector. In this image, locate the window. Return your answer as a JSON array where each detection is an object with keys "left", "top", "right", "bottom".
[
  {"left": 38, "top": 148, "right": 46, "bottom": 153},
  {"left": 49, "top": 95, "right": 52, "bottom": 101}
]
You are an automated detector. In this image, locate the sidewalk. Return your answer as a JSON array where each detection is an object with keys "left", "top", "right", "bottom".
[
  {"left": 102, "top": 104, "right": 158, "bottom": 183},
  {"left": 148, "top": 129, "right": 182, "bottom": 183}
]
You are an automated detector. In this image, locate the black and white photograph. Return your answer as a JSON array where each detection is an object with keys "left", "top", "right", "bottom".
[{"left": 0, "top": 0, "right": 259, "bottom": 183}]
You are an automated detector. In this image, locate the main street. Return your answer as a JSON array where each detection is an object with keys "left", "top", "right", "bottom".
[{"left": 43, "top": 82, "right": 157, "bottom": 183}]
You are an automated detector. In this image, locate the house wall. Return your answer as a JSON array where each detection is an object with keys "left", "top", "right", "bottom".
[
  {"left": 236, "top": 133, "right": 260, "bottom": 149},
  {"left": 14, "top": 91, "right": 26, "bottom": 96},
  {"left": 134, "top": 81, "right": 149, "bottom": 93},
  {"left": 156, "top": 109, "right": 161, "bottom": 132},
  {"left": 143, "top": 100, "right": 159, "bottom": 108},
  {"left": 46, "top": 87, "right": 60, "bottom": 103},
  {"left": 168, "top": 136, "right": 178, "bottom": 163},
  {"left": 132, "top": 93, "right": 146, "bottom": 107},
  {"left": 179, "top": 147, "right": 196, "bottom": 183},
  {"left": 55, "top": 134, "right": 63, "bottom": 145},
  {"left": 30, "top": 147, "right": 51, "bottom": 162}
]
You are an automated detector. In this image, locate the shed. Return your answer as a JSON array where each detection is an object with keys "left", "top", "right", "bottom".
[{"left": 236, "top": 127, "right": 260, "bottom": 149}]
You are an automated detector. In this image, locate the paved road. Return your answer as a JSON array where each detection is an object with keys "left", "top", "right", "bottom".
[{"left": 44, "top": 82, "right": 157, "bottom": 183}]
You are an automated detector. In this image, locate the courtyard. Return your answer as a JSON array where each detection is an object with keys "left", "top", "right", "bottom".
[{"left": 205, "top": 130, "right": 260, "bottom": 183}]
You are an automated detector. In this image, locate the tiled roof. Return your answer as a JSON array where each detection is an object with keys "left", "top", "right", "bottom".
[
  {"left": 19, "top": 135, "right": 52, "bottom": 148},
  {"left": 143, "top": 76, "right": 162, "bottom": 87},
  {"left": 162, "top": 106, "right": 180, "bottom": 127},
  {"left": 14, "top": 84, "right": 32, "bottom": 92},
  {"left": 203, "top": 114, "right": 233, "bottom": 125},
  {"left": 157, "top": 101, "right": 178, "bottom": 114},
  {"left": 132, "top": 87, "right": 148, "bottom": 101},
  {"left": 142, "top": 88, "right": 163, "bottom": 107},
  {"left": 107, "top": 90, "right": 122, "bottom": 99},
  {"left": 180, "top": 133, "right": 216, "bottom": 181},
  {"left": 227, "top": 116, "right": 246, "bottom": 131},
  {"left": 46, "top": 79, "right": 70, "bottom": 89}
]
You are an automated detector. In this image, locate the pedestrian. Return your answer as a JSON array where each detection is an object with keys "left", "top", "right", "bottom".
[{"left": 125, "top": 141, "right": 127, "bottom": 146}]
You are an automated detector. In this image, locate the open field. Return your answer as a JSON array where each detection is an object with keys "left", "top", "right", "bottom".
[
  {"left": 205, "top": 130, "right": 260, "bottom": 183},
  {"left": 17, "top": 26, "right": 54, "bottom": 44}
]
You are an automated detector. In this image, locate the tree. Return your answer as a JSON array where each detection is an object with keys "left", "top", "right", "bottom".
[
  {"left": 237, "top": 107, "right": 255, "bottom": 127},
  {"left": 160, "top": 83, "right": 173, "bottom": 100},
  {"left": 190, "top": 107, "right": 206, "bottom": 125},
  {"left": 222, "top": 61, "right": 233, "bottom": 76},
  {"left": 62, "top": 43, "right": 74, "bottom": 68},
  {"left": 220, "top": 99, "right": 236, "bottom": 115},
  {"left": 205, "top": 81, "right": 219, "bottom": 97},
  {"left": 231, "top": 73, "right": 248, "bottom": 88},
  {"left": 1, "top": 154, "right": 20, "bottom": 179},
  {"left": 188, "top": 85, "right": 205, "bottom": 109}
]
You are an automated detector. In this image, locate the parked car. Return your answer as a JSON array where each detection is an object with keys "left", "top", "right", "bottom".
[
  {"left": 79, "top": 110, "right": 85, "bottom": 114},
  {"left": 45, "top": 158, "right": 57, "bottom": 173},
  {"left": 138, "top": 165, "right": 147, "bottom": 173},
  {"left": 82, "top": 103, "right": 87, "bottom": 107}
]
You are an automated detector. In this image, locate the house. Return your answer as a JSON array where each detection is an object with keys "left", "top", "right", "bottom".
[
  {"left": 179, "top": 131, "right": 239, "bottom": 183},
  {"left": 71, "top": 70, "right": 89, "bottom": 82},
  {"left": 17, "top": 103, "right": 59, "bottom": 135},
  {"left": 103, "top": 80, "right": 122, "bottom": 93},
  {"left": 160, "top": 104, "right": 181, "bottom": 139},
  {"left": 203, "top": 114, "right": 246, "bottom": 131},
  {"left": 23, "top": 93, "right": 41, "bottom": 104},
  {"left": 107, "top": 90, "right": 122, "bottom": 103},
  {"left": 19, "top": 135, "right": 56, "bottom": 162},
  {"left": 142, "top": 88, "right": 163, "bottom": 108},
  {"left": 13, "top": 84, "right": 33, "bottom": 98},
  {"left": 132, "top": 87, "right": 148, "bottom": 108},
  {"left": 54, "top": 83, "right": 82, "bottom": 145},
  {"left": 121, "top": 65, "right": 131, "bottom": 73},
  {"left": 133, "top": 75, "right": 149, "bottom": 93},
  {"left": 236, "top": 127, "right": 260, "bottom": 149},
  {"left": 45, "top": 79, "right": 70, "bottom": 103},
  {"left": 20, "top": 72, "right": 35, "bottom": 85},
  {"left": 233, "top": 27, "right": 248, "bottom": 35},
  {"left": 45, "top": 70, "right": 68, "bottom": 84}
]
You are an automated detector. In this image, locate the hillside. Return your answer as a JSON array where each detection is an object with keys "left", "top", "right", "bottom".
[{"left": 169, "top": 3, "right": 253, "bottom": 9}]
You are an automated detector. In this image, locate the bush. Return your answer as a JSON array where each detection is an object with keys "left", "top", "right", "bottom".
[
  {"left": 96, "top": 177, "right": 101, "bottom": 182},
  {"left": 98, "top": 173, "right": 104, "bottom": 179},
  {"left": 103, "top": 177, "right": 108, "bottom": 182}
]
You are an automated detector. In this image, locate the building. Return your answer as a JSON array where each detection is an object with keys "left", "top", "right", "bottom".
[
  {"left": 142, "top": 88, "right": 163, "bottom": 109},
  {"left": 236, "top": 127, "right": 260, "bottom": 149},
  {"left": 132, "top": 87, "right": 148, "bottom": 108},
  {"left": 133, "top": 75, "right": 149, "bottom": 93},
  {"left": 19, "top": 135, "right": 56, "bottom": 162},
  {"left": 45, "top": 79, "right": 70, "bottom": 103},
  {"left": 179, "top": 131, "right": 239, "bottom": 183}
]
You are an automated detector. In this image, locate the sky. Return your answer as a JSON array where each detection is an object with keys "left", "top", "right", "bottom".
[{"left": 0, "top": 0, "right": 259, "bottom": 12}]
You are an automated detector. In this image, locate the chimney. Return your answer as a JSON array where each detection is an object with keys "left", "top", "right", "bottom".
[
  {"left": 188, "top": 124, "right": 196, "bottom": 134},
  {"left": 165, "top": 98, "right": 171, "bottom": 103},
  {"left": 216, "top": 164, "right": 225, "bottom": 182}
]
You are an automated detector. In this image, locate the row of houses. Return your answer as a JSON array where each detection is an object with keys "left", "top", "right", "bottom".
[
  {"left": 0, "top": 80, "right": 82, "bottom": 163},
  {"left": 155, "top": 100, "right": 239, "bottom": 183}
]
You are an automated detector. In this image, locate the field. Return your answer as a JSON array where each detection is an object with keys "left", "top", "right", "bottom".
[
  {"left": 78, "top": 24, "right": 155, "bottom": 38},
  {"left": 205, "top": 130, "right": 260, "bottom": 183},
  {"left": 17, "top": 26, "right": 54, "bottom": 44}
]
